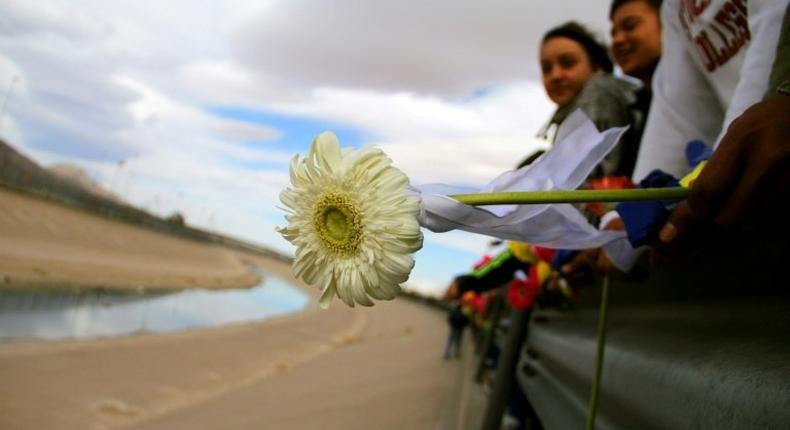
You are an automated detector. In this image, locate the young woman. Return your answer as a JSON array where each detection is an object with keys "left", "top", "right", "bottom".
[{"left": 539, "top": 21, "right": 645, "bottom": 178}]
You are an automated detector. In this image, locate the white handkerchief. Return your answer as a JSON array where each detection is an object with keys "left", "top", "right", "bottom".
[{"left": 411, "top": 110, "right": 630, "bottom": 250}]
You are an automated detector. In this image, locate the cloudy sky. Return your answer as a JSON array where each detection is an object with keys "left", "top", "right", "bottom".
[{"left": 0, "top": 0, "right": 613, "bottom": 296}]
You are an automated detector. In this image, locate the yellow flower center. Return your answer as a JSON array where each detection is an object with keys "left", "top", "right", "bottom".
[{"left": 313, "top": 191, "right": 363, "bottom": 257}]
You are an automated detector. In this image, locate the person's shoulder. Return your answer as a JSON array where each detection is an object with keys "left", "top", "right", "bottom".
[
  {"left": 575, "top": 74, "right": 640, "bottom": 112},
  {"left": 583, "top": 74, "right": 640, "bottom": 99}
]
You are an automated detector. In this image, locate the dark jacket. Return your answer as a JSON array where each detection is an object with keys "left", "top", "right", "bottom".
[
  {"left": 541, "top": 73, "right": 652, "bottom": 179},
  {"left": 447, "top": 305, "right": 469, "bottom": 329}
]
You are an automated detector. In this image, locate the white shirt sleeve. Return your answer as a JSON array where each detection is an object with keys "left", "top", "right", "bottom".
[
  {"left": 632, "top": 0, "right": 726, "bottom": 180},
  {"left": 634, "top": 0, "right": 790, "bottom": 181},
  {"left": 716, "top": 0, "right": 790, "bottom": 146}
]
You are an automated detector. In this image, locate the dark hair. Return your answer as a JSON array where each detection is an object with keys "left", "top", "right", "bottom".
[
  {"left": 609, "top": 0, "right": 663, "bottom": 19},
  {"left": 542, "top": 21, "right": 613, "bottom": 73}
]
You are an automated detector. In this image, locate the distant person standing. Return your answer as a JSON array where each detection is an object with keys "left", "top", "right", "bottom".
[{"left": 443, "top": 303, "right": 468, "bottom": 360}]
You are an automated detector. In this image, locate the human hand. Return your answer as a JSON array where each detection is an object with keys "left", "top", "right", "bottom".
[
  {"left": 658, "top": 95, "right": 790, "bottom": 253},
  {"left": 561, "top": 217, "right": 627, "bottom": 283}
]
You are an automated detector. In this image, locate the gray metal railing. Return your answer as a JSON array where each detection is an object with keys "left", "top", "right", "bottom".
[{"left": 479, "top": 224, "right": 790, "bottom": 430}]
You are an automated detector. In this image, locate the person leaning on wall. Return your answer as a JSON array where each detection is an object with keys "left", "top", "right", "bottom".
[{"left": 564, "top": 0, "right": 790, "bottom": 284}]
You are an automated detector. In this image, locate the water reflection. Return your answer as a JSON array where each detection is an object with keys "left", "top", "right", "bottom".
[{"left": 0, "top": 270, "right": 309, "bottom": 341}]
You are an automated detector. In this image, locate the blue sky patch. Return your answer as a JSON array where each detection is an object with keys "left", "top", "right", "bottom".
[
  {"left": 410, "top": 239, "right": 480, "bottom": 291},
  {"left": 207, "top": 106, "right": 367, "bottom": 153}
]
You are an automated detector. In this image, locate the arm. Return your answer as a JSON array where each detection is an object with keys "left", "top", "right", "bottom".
[
  {"left": 442, "top": 248, "right": 533, "bottom": 299},
  {"left": 660, "top": 91, "right": 790, "bottom": 247},
  {"left": 632, "top": 0, "right": 726, "bottom": 180},
  {"left": 715, "top": 0, "right": 790, "bottom": 145},
  {"left": 660, "top": 2, "right": 790, "bottom": 249},
  {"left": 459, "top": 250, "right": 530, "bottom": 294}
]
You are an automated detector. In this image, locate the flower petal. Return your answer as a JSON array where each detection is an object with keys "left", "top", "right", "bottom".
[
  {"left": 277, "top": 132, "right": 423, "bottom": 308},
  {"left": 319, "top": 278, "right": 337, "bottom": 309},
  {"left": 312, "top": 132, "right": 341, "bottom": 174}
]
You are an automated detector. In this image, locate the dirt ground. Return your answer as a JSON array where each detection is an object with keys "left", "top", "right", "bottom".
[{"left": 0, "top": 187, "right": 483, "bottom": 430}]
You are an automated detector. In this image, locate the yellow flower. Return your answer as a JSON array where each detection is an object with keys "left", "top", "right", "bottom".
[{"left": 277, "top": 132, "right": 423, "bottom": 308}]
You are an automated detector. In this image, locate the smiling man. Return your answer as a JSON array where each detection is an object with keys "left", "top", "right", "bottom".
[{"left": 610, "top": 0, "right": 663, "bottom": 87}]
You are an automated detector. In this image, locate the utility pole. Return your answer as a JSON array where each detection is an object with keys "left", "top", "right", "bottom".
[{"left": 0, "top": 76, "right": 19, "bottom": 129}]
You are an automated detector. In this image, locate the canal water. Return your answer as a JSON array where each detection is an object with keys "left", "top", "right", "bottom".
[{"left": 0, "top": 269, "right": 309, "bottom": 341}]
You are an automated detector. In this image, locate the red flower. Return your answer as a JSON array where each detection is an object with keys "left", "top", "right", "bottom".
[
  {"left": 507, "top": 276, "right": 540, "bottom": 310},
  {"left": 473, "top": 293, "right": 488, "bottom": 314},
  {"left": 589, "top": 176, "right": 634, "bottom": 190},
  {"left": 473, "top": 254, "right": 492, "bottom": 270},
  {"left": 585, "top": 176, "right": 635, "bottom": 216},
  {"left": 461, "top": 291, "right": 477, "bottom": 308},
  {"left": 533, "top": 246, "right": 555, "bottom": 263}
]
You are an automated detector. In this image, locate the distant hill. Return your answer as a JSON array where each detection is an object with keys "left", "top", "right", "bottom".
[
  {"left": 47, "top": 163, "right": 118, "bottom": 201},
  {"left": 0, "top": 138, "right": 44, "bottom": 180},
  {"left": 0, "top": 139, "right": 291, "bottom": 263},
  {"left": 0, "top": 141, "right": 114, "bottom": 200},
  {"left": 0, "top": 138, "right": 139, "bottom": 216}
]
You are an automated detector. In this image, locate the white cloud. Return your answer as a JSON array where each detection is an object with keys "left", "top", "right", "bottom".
[
  {"left": 264, "top": 82, "right": 554, "bottom": 184},
  {"left": 112, "top": 76, "right": 289, "bottom": 162},
  {"left": 209, "top": 119, "right": 281, "bottom": 141},
  {"left": 422, "top": 230, "right": 495, "bottom": 255},
  {"left": 402, "top": 276, "right": 445, "bottom": 298},
  {"left": 228, "top": 0, "right": 612, "bottom": 95},
  {"left": 0, "top": 117, "right": 25, "bottom": 147}
]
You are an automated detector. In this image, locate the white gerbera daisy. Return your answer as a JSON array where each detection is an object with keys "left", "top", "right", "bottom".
[{"left": 277, "top": 132, "right": 423, "bottom": 308}]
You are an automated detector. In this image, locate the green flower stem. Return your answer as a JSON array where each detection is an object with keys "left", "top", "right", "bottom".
[
  {"left": 586, "top": 275, "right": 610, "bottom": 430},
  {"left": 450, "top": 187, "right": 689, "bottom": 206}
]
